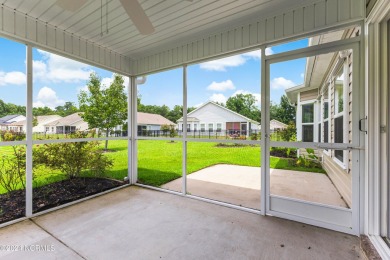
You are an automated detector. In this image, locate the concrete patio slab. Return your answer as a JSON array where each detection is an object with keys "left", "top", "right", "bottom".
[
  {"left": 0, "top": 219, "right": 82, "bottom": 260},
  {"left": 0, "top": 186, "right": 362, "bottom": 259},
  {"left": 162, "top": 165, "right": 347, "bottom": 209}
]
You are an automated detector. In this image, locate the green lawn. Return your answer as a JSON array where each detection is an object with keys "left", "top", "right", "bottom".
[{"left": 0, "top": 139, "right": 324, "bottom": 193}]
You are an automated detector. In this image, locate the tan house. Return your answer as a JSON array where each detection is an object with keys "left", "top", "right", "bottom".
[
  {"left": 137, "top": 112, "right": 175, "bottom": 133},
  {"left": 46, "top": 113, "right": 89, "bottom": 134}
]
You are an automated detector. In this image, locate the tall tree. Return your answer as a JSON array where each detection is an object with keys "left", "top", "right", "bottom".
[
  {"left": 225, "top": 94, "right": 260, "bottom": 122},
  {"left": 55, "top": 102, "right": 78, "bottom": 117},
  {"left": 78, "top": 73, "right": 127, "bottom": 150},
  {"left": 269, "top": 95, "right": 296, "bottom": 125},
  {"left": 33, "top": 106, "right": 55, "bottom": 116}
]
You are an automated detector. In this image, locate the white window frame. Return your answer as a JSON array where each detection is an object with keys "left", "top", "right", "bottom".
[
  {"left": 200, "top": 123, "right": 205, "bottom": 132},
  {"left": 322, "top": 86, "right": 331, "bottom": 155},
  {"left": 301, "top": 101, "right": 315, "bottom": 142},
  {"left": 208, "top": 123, "right": 213, "bottom": 132},
  {"left": 216, "top": 123, "right": 222, "bottom": 132},
  {"left": 332, "top": 59, "right": 349, "bottom": 168}
]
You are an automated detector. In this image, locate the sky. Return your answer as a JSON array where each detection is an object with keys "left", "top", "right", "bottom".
[{"left": 0, "top": 37, "right": 308, "bottom": 110}]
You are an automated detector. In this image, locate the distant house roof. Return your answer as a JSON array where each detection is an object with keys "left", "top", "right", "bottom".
[
  {"left": 0, "top": 115, "right": 22, "bottom": 124},
  {"left": 47, "top": 113, "right": 85, "bottom": 127},
  {"left": 37, "top": 115, "right": 63, "bottom": 125},
  {"left": 9, "top": 115, "right": 63, "bottom": 127},
  {"left": 177, "top": 101, "right": 259, "bottom": 125},
  {"left": 270, "top": 119, "right": 288, "bottom": 129},
  {"left": 137, "top": 112, "right": 174, "bottom": 125}
]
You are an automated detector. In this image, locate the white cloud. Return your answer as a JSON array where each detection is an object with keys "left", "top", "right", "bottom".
[
  {"left": 270, "top": 77, "right": 296, "bottom": 90},
  {"left": 300, "top": 73, "right": 304, "bottom": 78},
  {"left": 33, "top": 87, "right": 65, "bottom": 109},
  {"left": 209, "top": 93, "right": 227, "bottom": 104},
  {"left": 200, "top": 55, "right": 246, "bottom": 71},
  {"left": 231, "top": 90, "right": 261, "bottom": 107},
  {"left": 199, "top": 48, "right": 273, "bottom": 71},
  {"left": 33, "top": 50, "right": 92, "bottom": 83},
  {"left": 242, "top": 48, "right": 273, "bottom": 59},
  {"left": 207, "top": 80, "right": 235, "bottom": 91},
  {"left": 0, "top": 71, "right": 26, "bottom": 86}
]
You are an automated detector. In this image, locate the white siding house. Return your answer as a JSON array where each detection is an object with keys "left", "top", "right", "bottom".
[
  {"left": 177, "top": 102, "right": 260, "bottom": 136},
  {"left": 0, "top": 115, "right": 26, "bottom": 132}
]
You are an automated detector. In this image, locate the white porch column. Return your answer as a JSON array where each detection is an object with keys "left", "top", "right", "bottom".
[{"left": 26, "top": 45, "right": 33, "bottom": 217}]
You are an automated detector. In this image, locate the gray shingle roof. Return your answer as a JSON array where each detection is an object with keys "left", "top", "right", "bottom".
[{"left": 137, "top": 112, "right": 174, "bottom": 125}]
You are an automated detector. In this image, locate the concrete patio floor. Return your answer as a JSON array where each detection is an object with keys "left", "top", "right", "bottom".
[
  {"left": 162, "top": 165, "right": 348, "bottom": 209},
  {"left": 0, "top": 186, "right": 362, "bottom": 259}
]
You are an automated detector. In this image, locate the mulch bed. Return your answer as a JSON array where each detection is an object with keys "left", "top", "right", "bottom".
[{"left": 0, "top": 177, "right": 126, "bottom": 224}]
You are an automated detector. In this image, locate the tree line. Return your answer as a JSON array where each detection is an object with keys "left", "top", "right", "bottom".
[
  {"left": 1, "top": 73, "right": 296, "bottom": 126},
  {"left": 0, "top": 99, "right": 80, "bottom": 118}
]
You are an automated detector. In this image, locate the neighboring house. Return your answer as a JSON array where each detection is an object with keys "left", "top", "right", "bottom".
[
  {"left": 46, "top": 112, "right": 89, "bottom": 134},
  {"left": 285, "top": 27, "right": 359, "bottom": 207},
  {"left": 176, "top": 101, "right": 260, "bottom": 135},
  {"left": 270, "top": 119, "right": 287, "bottom": 131},
  {"left": 137, "top": 112, "right": 175, "bottom": 132},
  {"left": 35, "top": 115, "right": 64, "bottom": 133},
  {"left": 0, "top": 115, "right": 26, "bottom": 132},
  {"left": 7, "top": 115, "right": 63, "bottom": 134}
]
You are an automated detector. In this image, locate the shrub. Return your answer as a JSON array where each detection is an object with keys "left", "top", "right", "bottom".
[
  {"left": 279, "top": 122, "right": 296, "bottom": 142},
  {"left": 250, "top": 133, "right": 259, "bottom": 140},
  {"left": 161, "top": 124, "right": 177, "bottom": 138},
  {"left": 291, "top": 148, "right": 322, "bottom": 169},
  {"left": 270, "top": 147, "right": 297, "bottom": 158},
  {"left": 34, "top": 132, "right": 113, "bottom": 179},
  {"left": 0, "top": 146, "right": 26, "bottom": 193},
  {"left": 0, "top": 130, "right": 25, "bottom": 142}
]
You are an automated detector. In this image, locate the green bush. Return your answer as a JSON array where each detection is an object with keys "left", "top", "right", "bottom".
[
  {"left": 250, "top": 133, "right": 259, "bottom": 140},
  {"left": 279, "top": 122, "right": 296, "bottom": 142},
  {"left": 0, "top": 146, "right": 26, "bottom": 193},
  {"left": 34, "top": 132, "right": 113, "bottom": 179},
  {"left": 0, "top": 130, "right": 25, "bottom": 142}
]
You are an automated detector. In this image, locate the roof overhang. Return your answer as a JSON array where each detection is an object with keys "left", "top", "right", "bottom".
[{"left": 0, "top": 0, "right": 365, "bottom": 76}]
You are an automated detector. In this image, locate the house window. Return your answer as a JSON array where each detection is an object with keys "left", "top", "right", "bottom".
[
  {"left": 45, "top": 127, "right": 49, "bottom": 132},
  {"left": 334, "top": 71, "right": 345, "bottom": 162},
  {"left": 216, "top": 123, "right": 222, "bottom": 132},
  {"left": 187, "top": 124, "right": 191, "bottom": 132},
  {"left": 323, "top": 99, "right": 329, "bottom": 143},
  {"left": 194, "top": 124, "right": 197, "bottom": 131},
  {"left": 200, "top": 124, "right": 205, "bottom": 132},
  {"left": 208, "top": 123, "right": 213, "bottom": 132},
  {"left": 301, "top": 103, "right": 314, "bottom": 142},
  {"left": 335, "top": 79, "right": 344, "bottom": 115},
  {"left": 51, "top": 127, "right": 54, "bottom": 132}
]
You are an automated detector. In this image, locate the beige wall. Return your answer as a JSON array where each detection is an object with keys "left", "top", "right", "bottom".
[{"left": 300, "top": 89, "right": 318, "bottom": 102}]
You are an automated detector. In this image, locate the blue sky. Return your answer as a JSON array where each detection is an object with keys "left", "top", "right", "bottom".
[{"left": 0, "top": 37, "right": 308, "bottom": 110}]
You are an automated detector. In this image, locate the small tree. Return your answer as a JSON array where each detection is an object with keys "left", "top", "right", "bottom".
[
  {"left": 79, "top": 73, "right": 127, "bottom": 150},
  {"left": 279, "top": 122, "right": 297, "bottom": 142}
]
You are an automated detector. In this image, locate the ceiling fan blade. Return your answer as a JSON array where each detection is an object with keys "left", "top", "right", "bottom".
[
  {"left": 56, "top": 0, "right": 88, "bottom": 12},
  {"left": 119, "top": 0, "right": 155, "bottom": 35}
]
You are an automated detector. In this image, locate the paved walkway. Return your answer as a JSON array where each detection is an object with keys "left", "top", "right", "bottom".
[
  {"left": 0, "top": 187, "right": 362, "bottom": 259},
  {"left": 162, "top": 164, "right": 347, "bottom": 209}
]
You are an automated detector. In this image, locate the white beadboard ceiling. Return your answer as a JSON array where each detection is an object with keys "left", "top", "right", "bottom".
[{"left": 0, "top": 0, "right": 316, "bottom": 59}]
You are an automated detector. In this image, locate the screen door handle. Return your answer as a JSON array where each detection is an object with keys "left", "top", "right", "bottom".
[{"left": 359, "top": 116, "right": 367, "bottom": 134}]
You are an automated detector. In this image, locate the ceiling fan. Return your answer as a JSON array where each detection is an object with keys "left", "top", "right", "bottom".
[{"left": 56, "top": 0, "right": 155, "bottom": 35}]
